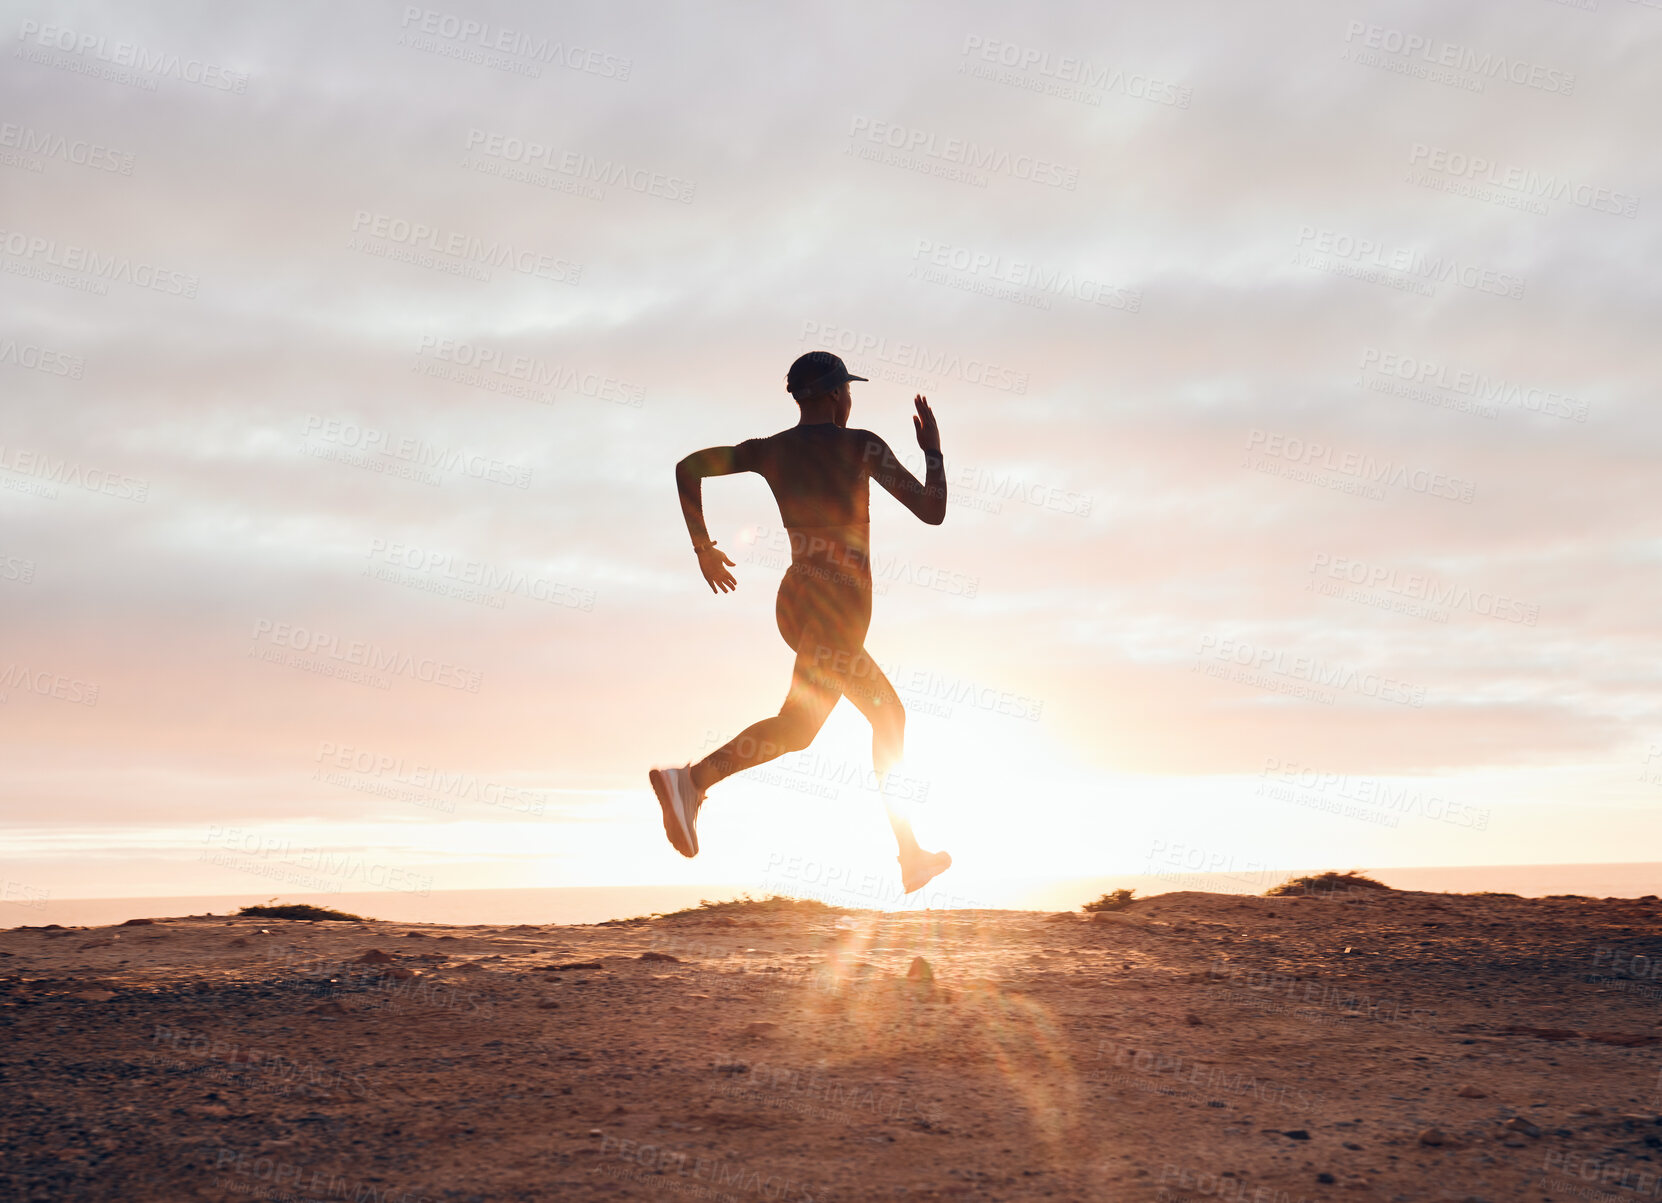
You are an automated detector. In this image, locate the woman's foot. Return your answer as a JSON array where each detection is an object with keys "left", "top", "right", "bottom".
[
  {"left": 898, "top": 848, "right": 952, "bottom": 895},
  {"left": 650, "top": 765, "right": 704, "bottom": 857}
]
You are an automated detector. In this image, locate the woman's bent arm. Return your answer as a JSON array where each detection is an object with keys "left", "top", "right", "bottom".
[
  {"left": 867, "top": 439, "right": 947, "bottom": 525},
  {"left": 675, "top": 445, "right": 742, "bottom": 547}
]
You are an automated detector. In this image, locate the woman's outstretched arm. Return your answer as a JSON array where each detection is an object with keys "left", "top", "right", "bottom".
[
  {"left": 866, "top": 396, "right": 947, "bottom": 525},
  {"left": 675, "top": 445, "right": 745, "bottom": 592}
]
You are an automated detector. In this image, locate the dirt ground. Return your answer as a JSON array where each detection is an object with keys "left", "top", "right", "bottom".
[{"left": 4, "top": 886, "right": 1662, "bottom": 1202}]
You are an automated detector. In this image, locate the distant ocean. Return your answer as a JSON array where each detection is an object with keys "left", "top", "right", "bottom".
[{"left": 8, "top": 862, "right": 1662, "bottom": 929}]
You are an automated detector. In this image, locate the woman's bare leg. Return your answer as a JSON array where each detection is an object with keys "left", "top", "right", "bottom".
[
  {"left": 838, "top": 647, "right": 950, "bottom": 892},
  {"left": 689, "top": 627, "right": 842, "bottom": 794}
]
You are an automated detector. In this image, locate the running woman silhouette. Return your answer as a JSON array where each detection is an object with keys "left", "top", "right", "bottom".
[{"left": 651, "top": 351, "right": 953, "bottom": 895}]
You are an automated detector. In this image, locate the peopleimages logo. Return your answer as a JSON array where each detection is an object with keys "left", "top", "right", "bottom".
[
  {"left": 910, "top": 239, "right": 1140, "bottom": 312},
  {"left": 1340, "top": 21, "right": 1575, "bottom": 94},
  {"left": 800, "top": 320, "right": 1028, "bottom": 394},
  {"left": 1307, "top": 552, "right": 1539, "bottom": 626},
  {"left": 1294, "top": 225, "right": 1524, "bottom": 300},
  {"left": 0, "top": 338, "right": 84, "bottom": 379},
  {"left": 0, "top": 444, "right": 148, "bottom": 502},
  {"left": 348, "top": 211, "right": 582, "bottom": 284},
  {"left": 1195, "top": 634, "right": 1427, "bottom": 708},
  {"left": 464, "top": 129, "right": 694, "bottom": 203},
  {"left": 1259, "top": 757, "right": 1491, "bottom": 830},
  {"left": 0, "top": 227, "right": 198, "bottom": 298},
  {"left": 1409, "top": 144, "right": 1638, "bottom": 219},
  {"left": 413, "top": 335, "right": 643, "bottom": 408},
  {"left": 596, "top": 1133, "right": 815, "bottom": 1202},
  {"left": 846, "top": 116, "right": 1080, "bottom": 190},
  {"left": 871, "top": 446, "right": 1093, "bottom": 518},
  {"left": 0, "top": 663, "right": 99, "bottom": 706},
  {"left": 1358, "top": 347, "right": 1587, "bottom": 423},
  {"left": 1095, "top": 1043, "right": 1325, "bottom": 1112},
  {"left": 15, "top": 19, "right": 250, "bottom": 92},
  {"left": 742, "top": 525, "right": 979, "bottom": 599},
  {"left": 0, "top": 122, "right": 135, "bottom": 174},
  {"left": 201, "top": 828, "right": 434, "bottom": 897},
  {"left": 365, "top": 538, "right": 595, "bottom": 610},
  {"left": 0, "top": 551, "right": 35, "bottom": 584},
  {"left": 250, "top": 619, "right": 483, "bottom": 693},
  {"left": 958, "top": 35, "right": 1191, "bottom": 108},
  {"left": 314, "top": 741, "right": 549, "bottom": 816},
  {"left": 300, "top": 415, "right": 533, "bottom": 489},
  {"left": 398, "top": 7, "right": 633, "bottom": 80},
  {"left": 1246, "top": 429, "right": 1476, "bottom": 504}
]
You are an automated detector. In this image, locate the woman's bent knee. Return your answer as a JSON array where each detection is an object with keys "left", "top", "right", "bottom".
[{"left": 773, "top": 709, "right": 822, "bottom": 754}]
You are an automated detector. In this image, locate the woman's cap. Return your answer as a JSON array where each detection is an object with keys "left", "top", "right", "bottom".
[{"left": 786, "top": 351, "right": 868, "bottom": 396}]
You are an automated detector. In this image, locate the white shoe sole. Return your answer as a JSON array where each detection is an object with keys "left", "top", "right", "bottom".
[{"left": 650, "top": 767, "right": 699, "bottom": 858}]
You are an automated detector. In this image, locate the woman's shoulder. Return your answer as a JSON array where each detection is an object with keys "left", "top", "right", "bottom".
[
  {"left": 772, "top": 424, "right": 882, "bottom": 445},
  {"left": 737, "top": 427, "right": 799, "bottom": 452},
  {"left": 840, "top": 426, "right": 889, "bottom": 450},
  {"left": 843, "top": 427, "right": 893, "bottom": 464}
]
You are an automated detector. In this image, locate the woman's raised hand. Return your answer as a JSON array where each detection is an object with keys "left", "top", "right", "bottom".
[{"left": 912, "top": 395, "right": 940, "bottom": 454}]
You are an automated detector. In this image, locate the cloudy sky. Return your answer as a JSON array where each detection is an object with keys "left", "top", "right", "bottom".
[{"left": 3, "top": 0, "right": 1660, "bottom": 916}]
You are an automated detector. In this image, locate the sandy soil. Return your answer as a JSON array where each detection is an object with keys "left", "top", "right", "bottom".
[{"left": 4, "top": 886, "right": 1662, "bottom": 1202}]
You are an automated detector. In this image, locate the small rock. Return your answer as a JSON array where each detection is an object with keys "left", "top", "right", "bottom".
[
  {"left": 554, "top": 961, "right": 603, "bottom": 971},
  {"left": 1184, "top": 1013, "right": 1204, "bottom": 1027},
  {"left": 1503, "top": 1117, "right": 1541, "bottom": 1137},
  {"left": 228, "top": 937, "right": 249, "bottom": 948},
  {"left": 121, "top": 918, "right": 155, "bottom": 926},
  {"left": 1316, "top": 1172, "right": 1336, "bottom": 1184},
  {"left": 1456, "top": 1085, "right": 1487, "bottom": 1098},
  {"left": 639, "top": 951, "right": 680, "bottom": 963},
  {"left": 588, "top": 1128, "right": 602, "bottom": 1137},
  {"left": 1571, "top": 1104, "right": 1603, "bottom": 1115},
  {"left": 381, "top": 966, "right": 416, "bottom": 981},
  {"left": 1283, "top": 1129, "right": 1310, "bottom": 1140},
  {"left": 306, "top": 1000, "right": 349, "bottom": 1016},
  {"left": 353, "top": 949, "right": 395, "bottom": 964},
  {"left": 1417, "top": 1128, "right": 1445, "bottom": 1146},
  {"left": 907, "top": 957, "right": 933, "bottom": 982}
]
